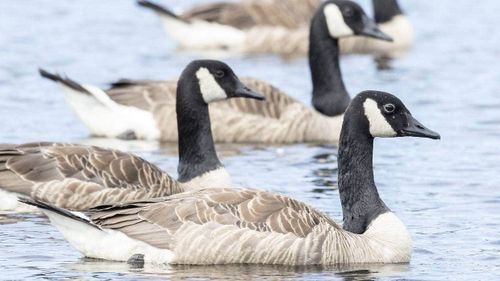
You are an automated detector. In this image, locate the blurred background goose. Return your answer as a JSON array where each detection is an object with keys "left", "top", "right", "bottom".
[
  {"left": 41, "top": 0, "right": 391, "bottom": 144},
  {"left": 138, "top": 0, "right": 412, "bottom": 59},
  {"left": 22, "top": 91, "right": 440, "bottom": 265},
  {"left": 0, "top": 60, "right": 264, "bottom": 212}
]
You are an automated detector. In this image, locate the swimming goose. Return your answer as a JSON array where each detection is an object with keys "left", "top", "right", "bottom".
[
  {"left": 22, "top": 91, "right": 440, "bottom": 265},
  {"left": 138, "top": 0, "right": 412, "bottom": 58},
  {"left": 41, "top": 0, "right": 391, "bottom": 144},
  {"left": 0, "top": 60, "right": 264, "bottom": 211}
]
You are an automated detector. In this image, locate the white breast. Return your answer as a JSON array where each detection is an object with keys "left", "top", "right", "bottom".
[
  {"left": 376, "top": 15, "right": 414, "bottom": 58},
  {"left": 363, "top": 212, "right": 412, "bottom": 263},
  {"left": 181, "top": 167, "right": 233, "bottom": 190}
]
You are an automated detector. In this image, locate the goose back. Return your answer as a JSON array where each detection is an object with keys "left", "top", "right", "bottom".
[
  {"left": 87, "top": 187, "right": 341, "bottom": 264},
  {"left": 106, "top": 77, "right": 295, "bottom": 119},
  {"left": 180, "top": 0, "right": 321, "bottom": 29},
  {"left": 181, "top": 2, "right": 254, "bottom": 29},
  {"left": 0, "top": 142, "right": 181, "bottom": 210}
]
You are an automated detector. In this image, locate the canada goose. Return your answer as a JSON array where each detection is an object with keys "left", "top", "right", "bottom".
[
  {"left": 22, "top": 91, "right": 440, "bottom": 265},
  {"left": 0, "top": 60, "right": 264, "bottom": 211},
  {"left": 138, "top": 0, "right": 412, "bottom": 58},
  {"left": 42, "top": 0, "right": 391, "bottom": 144}
]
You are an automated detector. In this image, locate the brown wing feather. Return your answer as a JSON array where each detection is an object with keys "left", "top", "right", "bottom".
[
  {"left": 105, "top": 80, "right": 177, "bottom": 110},
  {"left": 88, "top": 188, "right": 339, "bottom": 249},
  {"left": 243, "top": 0, "right": 321, "bottom": 29},
  {"left": 105, "top": 77, "right": 293, "bottom": 119},
  {"left": 0, "top": 145, "right": 32, "bottom": 194},
  {"left": 181, "top": 0, "right": 321, "bottom": 29},
  {"left": 101, "top": 76, "right": 305, "bottom": 143},
  {"left": 181, "top": 2, "right": 255, "bottom": 29},
  {"left": 225, "top": 77, "right": 297, "bottom": 119},
  {"left": 0, "top": 143, "right": 181, "bottom": 208}
]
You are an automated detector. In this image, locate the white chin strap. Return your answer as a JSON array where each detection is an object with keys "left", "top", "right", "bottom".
[
  {"left": 196, "top": 67, "right": 227, "bottom": 103},
  {"left": 363, "top": 98, "right": 397, "bottom": 137},
  {"left": 324, "top": 4, "right": 355, "bottom": 38}
]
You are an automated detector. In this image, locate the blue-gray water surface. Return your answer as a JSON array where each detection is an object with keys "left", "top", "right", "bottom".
[{"left": 0, "top": 0, "right": 499, "bottom": 280}]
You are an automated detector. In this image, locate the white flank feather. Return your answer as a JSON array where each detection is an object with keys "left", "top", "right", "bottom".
[
  {"left": 159, "top": 15, "right": 245, "bottom": 51},
  {"left": 42, "top": 208, "right": 173, "bottom": 263},
  {"left": 59, "top": 84, "right": 160, "bottom": 140},
  {"left": 0, "top": 190, "right": 37, "bottom": 213},
  {"left": 378, "top": 15, "right": 414, "bottom": 58}
]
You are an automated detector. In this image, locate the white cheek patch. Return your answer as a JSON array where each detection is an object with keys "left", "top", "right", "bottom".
[
  {"left": 196, "top": 67, "right": 227, "bottom": 103},
  {"left": 324, "top": 4, "right": 354, "bottom": 38},
  {"left": 363, "top": 98, "right": 397, "bottom": 137}
]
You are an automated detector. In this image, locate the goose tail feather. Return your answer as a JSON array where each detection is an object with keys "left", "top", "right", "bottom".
[
  {"left": 137, "top": 0, "right": 187, "bottom": 22},
  {"left": 137, "top": 0, "right": 244, "bottom": 50},
  {"left": 19, "top": 197, "right": 98, "bottom": 229},
  {"left": 39, "top": 68, "right": 90, "bottom": 95}
]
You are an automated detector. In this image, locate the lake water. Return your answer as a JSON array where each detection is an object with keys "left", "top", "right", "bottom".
[{"left": 0, "top": 0, "right": 499, "bottom": 280}]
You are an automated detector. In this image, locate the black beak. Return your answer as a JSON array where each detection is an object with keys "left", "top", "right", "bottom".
[
  {"left": 233, "top": 80, "right": 265, "bottom": 101},
  {"left": 359, "top": 16, "right": 393, "bottom": 42},
  {"left": 400, "top": 115, "right": 441, "bottom": 140}
]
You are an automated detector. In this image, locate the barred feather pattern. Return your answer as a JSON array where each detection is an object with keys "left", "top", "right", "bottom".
[
  {"left": 86, "top": 188, "right": 411, "bottom": 265},
  {"left": 180, "top": 0, "right": 321, "bottom": 29},
  {"left": 242, "top": 0, "right": 321, "bottom": 29},
  {"left": 0, "top": 142, "right": 182, "bottom": 210},
  {"left": 181, "top": 2, "right": 254, "bottom": 29},
  {"left": 106, "top": 77, "right": 342, "bottom": 144},
  {"left": 29, "top": 179, "right": 174, "bottom": 210},
  {"left": 244, "top": 27, "right": 309, "bottom": 58}
]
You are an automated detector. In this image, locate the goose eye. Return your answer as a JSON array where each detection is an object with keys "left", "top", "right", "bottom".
[
  {"left": 343, "top": 6, "right": 354, "bottom": 17},
  {"left": 383, "top": 103, "right": 396, "bottom": 114},
  {"left": 214, "top": 70, "right": 225, "bottom": 78}
]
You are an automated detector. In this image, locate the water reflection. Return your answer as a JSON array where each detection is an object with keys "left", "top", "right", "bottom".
[
  {"left": 0, "top": 214, "right": 26, "bottom": 225},
  {"left": 310, "top": 151, "right": 339, "bottom": 191},
  {"left": 66, "top": 258, "right": 410, "bottom": 280}
]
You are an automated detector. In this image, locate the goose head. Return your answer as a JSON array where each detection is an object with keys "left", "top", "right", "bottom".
[
  {"left": 319, "top": 0, "right": 393, "bottom": 41},
  {"left": 345, "top": 91, "right": 440, "bottom": 140},
  {"left": 179, "top": 60, "right": 265, "bottom": 105},
  {"left": 338, "top": 91, "right": 439, "bottom": 235},
  {"left": 176, "top": 60, "right": 264, "bottom": 185}
]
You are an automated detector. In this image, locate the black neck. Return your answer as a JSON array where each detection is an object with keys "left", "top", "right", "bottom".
[
  {"left": 373, "top": 0, "right": 403, "bottom": 23},
  {"left": 337, "top": 112, "right": 389, "bottom": 234},
  {"left": 308, "top": 11, "right": 351, "bottom": 117},
  {"left": 176, "top": 77, "right": 222, "bottom": 183}
]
